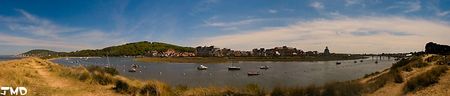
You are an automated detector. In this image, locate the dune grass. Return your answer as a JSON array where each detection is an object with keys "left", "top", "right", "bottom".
[{"left": 403, "top": 65, "right": 449, "bottom": 93}]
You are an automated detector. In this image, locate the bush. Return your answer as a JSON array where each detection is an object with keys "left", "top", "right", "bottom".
[
  {"left": 86, "top": 65, "right": 119, "bottom": 76},
  {"left": 412, "top": 62, "right": 428, "bottom": 68},
  {"left": 78, "top": 71, "right": 90, "bottom": 81},
  {"left": 140, "top": 83, "right": 158, "bottom": 96},
  {"left": 271, "top": 87, "right": 285, "bottom": 96},
  {"left": 270, "top": 81, "right": 363, "bottom": 96},
  {"left": 113, "top": 80, "right": 138, "bottom": 94},
  {"left": 390, "top": 69, "right": 404, "bottom": 83},
  {"left": 364, "top": 74, "right": 388, "bottom": 93},
  {"left": 391, "top": 58, "right": 412, "bottom": 69},
  {"left": 103, "top": 67, "right": 119, "bottom": 76},
  {"left": 404, "top": 65, "right": 448, "bottom": 93},
  {"left": 402, "top": 66, "right": 413, "bottom": 72},
  {"left": 245, "top": 84, "right": 265, "bottom": 96},
  {"left": 93, "top": 73, "right": 114, "bottom": 85},
  {"left": 321, "top": 81, "right": 362, "bottom": 96}
]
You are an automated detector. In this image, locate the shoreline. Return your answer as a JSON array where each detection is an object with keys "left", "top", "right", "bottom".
[{"left": 134, "top": 56, "right": 368, "bottom": 64}]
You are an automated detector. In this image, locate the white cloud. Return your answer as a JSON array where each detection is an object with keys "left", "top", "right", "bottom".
[
  {"left": 310, "top": 1, "right": 324, "bottom": 10},
  {"left": 200, "top": 16, "right": 450, "bottom": 53},
  {"left": 0, "top": 9, "right": 125, "bottom": 53},
  {"left": 268, "top": 9, "right": 278, "bottom": 14},
  {"left": 345, "top": 0, "right": 359, "bottom": 6},
  {"left": 388, "top": 1, "right": 421, "bottom": 13},
  {"left": 7, "top": 9, "right": 83, "bottom": 38},
  {"left": 203, "top": 18, "right": 265, "bottom": 27},
  {"left": 437, "top": 11, "right": 450, "bottom": 17},
  {"left": 0, "top": 33, "right": 91, "bottom": 49},
  {"left": 404, "top": 1, "right": 421, "bottom": 13}
]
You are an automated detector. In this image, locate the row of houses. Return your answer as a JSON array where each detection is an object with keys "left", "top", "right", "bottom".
[
  {"left": 146, "top": 49, "right": 195, "bottom": 57},
  {"left": 145, "top": 46, "right": 327, "bottom": 57},
  {"left": 195, "top": 46, "right": 252, "bottom": 57},
  {"left": 195, "top": 46, "right": 322, "bottom": 57}
]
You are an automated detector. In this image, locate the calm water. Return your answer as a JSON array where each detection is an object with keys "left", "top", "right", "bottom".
[
  {"left": 52, "top": 57, "right": 396, "bottom": 88},
  {"left": 0, "top": 55, "right": 21, "bottom": 61}
]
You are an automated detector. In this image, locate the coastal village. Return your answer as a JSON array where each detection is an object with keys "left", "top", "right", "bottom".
[{"left": 147, "top": 46, "right": 328, "bottom": 57}]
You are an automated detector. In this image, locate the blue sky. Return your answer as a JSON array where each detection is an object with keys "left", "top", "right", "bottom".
[{"left": 1, "top": 0, "right": 450, "bottom": 55}]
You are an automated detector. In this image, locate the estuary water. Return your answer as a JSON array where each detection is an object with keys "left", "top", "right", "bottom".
[
  {"left": 52, "top": 57, "right": 396, "bottom": 88},
  {"left": 0, "top": 55, "right": 21, "bottom": 61}
]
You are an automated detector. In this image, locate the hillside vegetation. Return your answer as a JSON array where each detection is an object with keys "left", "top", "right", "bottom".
[
  {"left": 21, "top": 49, "right": 66, "bottom": 57},
  {"left": 21, "top": 41, "right": 194, "bottom": 57},
  {"left": 69, "top": 41, "right": 194, "bottom": 56}
]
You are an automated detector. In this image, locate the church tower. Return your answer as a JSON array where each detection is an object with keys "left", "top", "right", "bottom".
[{"left": 324, "top": 46, "right": 330, "bottom": 56}]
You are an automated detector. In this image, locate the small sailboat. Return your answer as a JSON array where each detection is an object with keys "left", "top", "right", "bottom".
[
  {"left": 259, "top": 65, "right": 270, "bottom": 69},
  {"left": 129, "top": 64, "right": 139, "bottom": 72},
  {"left": 336, "top": 62, "right": 342, "bottom": 65},
  {"left": 128, "top": 68, "right": 137, "bottom": 72},
  {"left": 360, "top": 60, "right": 363, "bottom": 62},
  {"left": 197, "top": 64, "right": 208, "bottom": 70},
  {"left": 354, "top": 61, "right": 358, "bottom": 63},
  {"left": 247, "top": 71, "right": 260, "bottom": 76}
]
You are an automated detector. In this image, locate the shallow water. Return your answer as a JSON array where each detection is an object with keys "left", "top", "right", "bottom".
[
  {"left": 52, "top": 57, "right": 396, "bottom": 88},
  {"left": 0, "top": 55, "right": 21, "bottom": 61}
]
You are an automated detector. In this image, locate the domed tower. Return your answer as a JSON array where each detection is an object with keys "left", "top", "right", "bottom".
[{"left": 324, "top": 46, "right": 330, "bottom": 56}]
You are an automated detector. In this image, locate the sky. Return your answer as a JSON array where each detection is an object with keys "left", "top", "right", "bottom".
[{"left": 1, "top": 0, "right": 450, "bottom": 55}]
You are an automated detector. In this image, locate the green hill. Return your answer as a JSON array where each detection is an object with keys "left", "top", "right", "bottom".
[
  {"left": 69, "top": 41, "right": 194, "bottom": 56},
  {"left": 21, "top": 49, "right": 66, "bottom": 57},
  {"left": 22, "top": 41, "right": 194, "bottom": 57}
]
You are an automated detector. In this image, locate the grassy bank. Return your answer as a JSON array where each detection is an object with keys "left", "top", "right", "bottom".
[
  {"left": 0, "top": 58, "right": 119, "bottom": 96},
  {"left": 135, "top": 55, "right": 367, "bottom": 64}
]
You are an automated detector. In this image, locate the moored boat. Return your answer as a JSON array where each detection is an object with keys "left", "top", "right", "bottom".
[
  {"left": 259, "top": 65, "right": 269, "bottom": 69},
  {"left": 129, "top": 64, "right": 139, "bottom": 72},
  {"left": 336, "top": 62, "right": 341, "bottom": 65},
  {"left": 197, "top": 64, "right": 208, "bottom": 70},
  {"left": 247, "top": 71, "right": 260, "bottom": 76},
  {"left": 128, "top": 68, "right": 137, "bottom": 72},
  {"left": 228, "top": 66, "right": 241, "bottom": 70}
]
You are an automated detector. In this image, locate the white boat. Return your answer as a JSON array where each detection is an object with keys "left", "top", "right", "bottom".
[
  {"left": 259, "top": 65, "right": 269, "bottom": 69},
  {"left": 197, "top": 65, "right": 208, "bottom": 70},
  {"left": 128, "top": 68, "right": 137, "bottom": 72},
  {"left": 129, "top": 64, "right": 139, "bottom": 72},
  {"left": 228, "top": 66, "right": 241, "bottom": 70}
]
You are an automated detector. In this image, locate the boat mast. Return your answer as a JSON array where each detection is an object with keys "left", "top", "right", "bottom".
[{"left": 107, "top": 52, "right": 111, "bottom": 67}]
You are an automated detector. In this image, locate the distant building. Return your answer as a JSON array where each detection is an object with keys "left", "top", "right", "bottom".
[
  {"left": 264, "top": 46, "right": 304, "bottom": 56},
  {"left": 323, "top": 46, "right": 331, "bottom": 56},
  {"left": 252, "top": 48, "right": 266, "bottom": 56},
  {"left": 195, "top": 46, "right": 219, "bottom": 57}
]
